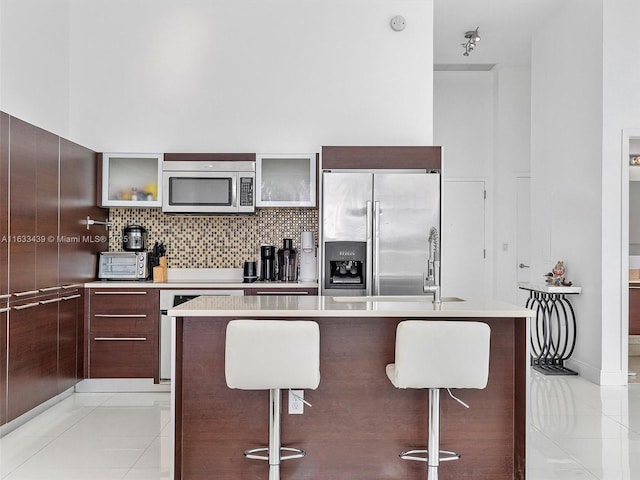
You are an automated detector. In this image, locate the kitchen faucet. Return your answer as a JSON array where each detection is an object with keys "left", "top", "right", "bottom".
[{"left": 424, "top": 227, "right": 441, "bottom": 305}]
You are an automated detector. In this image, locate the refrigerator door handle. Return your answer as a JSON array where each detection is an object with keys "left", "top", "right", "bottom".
[
  {"left": 373, "top": 200, "right": 381, "bottom": 296},
  {"left": 366, "top": 200, "right": 373, "bottom": 296}
]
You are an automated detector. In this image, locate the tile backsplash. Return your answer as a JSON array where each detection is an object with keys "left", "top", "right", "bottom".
[{"left": 108, "top": 208, "right": 319, "bottom": 268}]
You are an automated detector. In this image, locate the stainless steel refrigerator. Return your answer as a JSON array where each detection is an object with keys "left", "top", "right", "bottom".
[{"left": 320, "top": 169, "right": 440, "bottom": 296}]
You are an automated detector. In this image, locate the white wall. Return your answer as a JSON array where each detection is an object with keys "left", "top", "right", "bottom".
[
  {"left": 434, "top": 67, "right": 532, "bottom": 302},
  {"left": 67, "top": 0, "right": 433, "bottom": 153},
  {"left": 492, "top": 66, "right": 531, "bottom": 303},
  {"left": 530, "top": 0, "right": 605, "bottom": 382},
  {"left": 433, "top": 71, "right": 493, "bottom": 180},
  {"left": 602, "top": 0, "right": 640, "bottom": 383},
  {"left": 0, "top": 0, "right": 71, "bottom": 137},
  {"left": 434, "top": 71, "right": 493, "bottom": 298}
]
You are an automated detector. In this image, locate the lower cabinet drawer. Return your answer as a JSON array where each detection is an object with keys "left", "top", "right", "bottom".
[
  {"left": 91, "top": 314, "right": 153, "bottom": 334},
  {"left": 89, "top": 336, "right": 155, "bottom": 378}
]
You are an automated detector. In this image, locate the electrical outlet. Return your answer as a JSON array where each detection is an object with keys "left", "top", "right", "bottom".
[{"left": 288, "top": 390, "right": 304, "bottom": 414}]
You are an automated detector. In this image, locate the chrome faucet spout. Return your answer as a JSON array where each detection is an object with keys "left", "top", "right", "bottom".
[{"left": 424, "top": 227, "right": 441, "bottom": 304}]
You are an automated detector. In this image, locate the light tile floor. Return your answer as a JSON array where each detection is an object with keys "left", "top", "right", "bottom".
[
  {"left": 1, "top": 371, "right": 640, "bottom": 479},
  {"left": 628, "top": 355, "right": 640, "bottom": 384},
  {"left": 0, "top": 393, "right": 170, "bottom": 480},
  {"left": 529, "top": 370, "right": 640, "bottom": 479}
]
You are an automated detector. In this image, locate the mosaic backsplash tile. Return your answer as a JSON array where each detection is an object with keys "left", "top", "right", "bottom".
[{"left": 108, "top": 208, "right": 319, "bottom": 268}]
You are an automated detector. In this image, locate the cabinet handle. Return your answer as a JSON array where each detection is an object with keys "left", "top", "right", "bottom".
[
  {"left": 62, "top": 294, "right": 81, "bottom": 301},
  {"left": 0, "top": 307, "right": 10, "bottom": 314},
  {"left": 94, "top": 337, "right": 147, "bottom": 341},
  {"left": 40, "top": 286, "right": 62, "bottom": 292},
  {"left": 13, "top": 290, "right": 39, "bottom": 297},
  {"left": 255, "top": 291, "right": 309, "bottom": 295},
  {"left": 62, "top": 284, "right": 83, "bottom": 289},
  {"left": 39, "top": 298, "right": 63, "bottom": 305},
  {"left": 13, "top": 302, "right": 40, "bottom": 310},
  {"left": 94, "top": 291, "right": 148, "bottom": 295},
  {"left": 94, "top": 314, "right": 147, "bottom": 318},
  {"left": 631, "top": 286, "right": 640, "bottom": 289},
  {"left": 0, "top": 293, "right": 11, "bottom": 300}
]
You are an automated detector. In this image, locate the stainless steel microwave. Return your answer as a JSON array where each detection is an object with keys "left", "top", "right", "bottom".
[{"left": 162, "top": 161, "right": 255, "bottom": 214}]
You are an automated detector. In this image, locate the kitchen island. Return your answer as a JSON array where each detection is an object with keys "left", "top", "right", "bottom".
[{"left": 169, "top": 295, "right": 533, "bottom": 480}]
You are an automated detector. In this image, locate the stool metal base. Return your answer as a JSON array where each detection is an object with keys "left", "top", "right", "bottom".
[
  {"left": 400, "top": 448, "right": 460, "bottom": 463},
  {"left": 399, "top": 389, "right": 460, "bottom": 480},
  {"left": 245, "top": 446, "right": 306, "bottom": 462},
  {"left": 242, "top": 388, "right": 306, "bottom": 480}
]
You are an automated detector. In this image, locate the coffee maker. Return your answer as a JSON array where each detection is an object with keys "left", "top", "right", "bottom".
[
  {"left": 299, "top": 232, "right": 317, "bottom": 282},
  {"left": 277, "top": 239, "right": 298, "bottom": 282},
  {"left": 260, "top": 245, "right": 276, "bottom": 281}
]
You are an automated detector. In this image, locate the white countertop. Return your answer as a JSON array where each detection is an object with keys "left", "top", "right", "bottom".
[
  {"left": 168, "top": 295, "right": 535, "bottom": 318},
  {"left": 518, "top": 282, "right": 582, "bottom": 294},
  {"left": 85, "top": 267, "right": 317, "bottom": 289},
  {"left": 84, "top": 280, "right": 318, "bottom": 289}
]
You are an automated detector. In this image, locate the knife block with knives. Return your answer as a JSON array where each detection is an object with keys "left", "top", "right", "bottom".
[
  {"left": 150, "top": 241, "right": 167, "bottom": 282},
  {"left": 153, "top": 257, "right": 167, "bottom": 283}
]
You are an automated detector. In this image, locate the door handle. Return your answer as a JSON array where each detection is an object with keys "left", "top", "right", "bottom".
[
  {"left": 373, "top": 201, "right": 381, "bottom": 296},
  {"left": 519, "top": 263, "right": 530, "bottom": 269},
  {"left": 365, "top": 200, "right": 373, "bottom": 296}
]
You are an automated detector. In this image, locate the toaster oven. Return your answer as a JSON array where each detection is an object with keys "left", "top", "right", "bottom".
[{"left": 98, "top": 252, "right": 149, "bottom": 280}]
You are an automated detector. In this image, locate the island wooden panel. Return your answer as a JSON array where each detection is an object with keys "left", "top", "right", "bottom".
[
  {"left": 175, "top": 315, "right": 526, "bottom": 480},
  {"left": 629, "top": 286, "right": 640, "bottom": 335}
]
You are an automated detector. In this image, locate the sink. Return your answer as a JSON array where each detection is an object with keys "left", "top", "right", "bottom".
[
  {"left": 440, "top": 296, "right": 465, "bottom": 302},
  {"left": 332, "top": 295, "right": 465, "bottom": 303}
]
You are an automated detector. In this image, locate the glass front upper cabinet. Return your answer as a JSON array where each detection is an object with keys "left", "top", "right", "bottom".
[
  {"left": 99, "top": 153, "right": 163, "bottom": 207},
  {"left": 256, "top": 153, "right": 317, "bottom": 207}
]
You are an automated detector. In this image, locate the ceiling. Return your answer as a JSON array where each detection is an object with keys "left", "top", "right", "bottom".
[{"left": 433, "top": 0, "right": 564, "bottom": 69}]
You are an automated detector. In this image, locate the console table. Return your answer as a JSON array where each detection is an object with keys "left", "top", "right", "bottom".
[{"left": 518, "top": 282, "right": 582, "bottom": 375}]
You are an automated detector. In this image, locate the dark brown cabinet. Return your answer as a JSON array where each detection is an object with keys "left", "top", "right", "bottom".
[
  {"left": 60, "top": 139, "right": 107, "bottom": 285},
  {"left": 7, "top": 298, "right": 59, "bottom": 421},
  {"left": 0, "top": 113, "right": 106, "bottom": 427},
  {"left": 0, "top": 112, "right": 8, "bottom": 296},
  {"left": 5, "top": 287, "right": 82, "bottom": 424},
  {"left": 35, "top": 127, "right": 60, "bottom": 290},
  {"left": 0, "top": 113, "right": 7, "bottom": 426},
  {"left": 59, "top": 287, "right": 82, "bottom": 393},
  {"left": 8, "top": 117, "right": 39, "bottom": 294},
  {"left": 88, "top": 289, "right": 159, "bottom": 380},
  {"left": 245, "top": 287, "right": 318, "bottom": 296},
  {"left": 630, "top": 286, "right": 640, "bottom": 335},
  {"left": 0, "top": 309, "right": 7, "bottom": 426}
]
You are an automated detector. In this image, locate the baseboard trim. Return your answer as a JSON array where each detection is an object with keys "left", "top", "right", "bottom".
[
  {"left": 0, "top": 387, "right": 74, "bottom": 438},
  {"left": 75, "top": 378, "right": 171, "bottom": 393},
  {"left": 565, "top": 358, "right": 628, "bottom": 386}
]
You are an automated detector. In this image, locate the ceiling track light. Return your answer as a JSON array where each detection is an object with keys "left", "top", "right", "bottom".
[{"left": 462, "top": 27, "right": 481, "bottom": 56}]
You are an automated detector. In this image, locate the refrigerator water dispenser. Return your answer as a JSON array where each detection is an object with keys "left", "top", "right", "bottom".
[{"left": 324, "top": 241, "right": 366, "bottom": 292}]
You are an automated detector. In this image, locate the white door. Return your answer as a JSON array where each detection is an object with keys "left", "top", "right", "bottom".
[
  {"left": 441, "top": 180, "right": 487, "bottom": 299},
  {"left": 516, "top": 176, "right": 531, "bottom": 306}
]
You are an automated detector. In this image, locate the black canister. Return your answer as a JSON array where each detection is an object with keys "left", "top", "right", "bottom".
[
  {"left": 277, "top": 239, "right": 298, "bottom": 282},
  {"left": 260, "top": 245, "right": 276, "bottom": 281},
  {"left": 243, "top": 261, "right": 258, "bottom": 283}
]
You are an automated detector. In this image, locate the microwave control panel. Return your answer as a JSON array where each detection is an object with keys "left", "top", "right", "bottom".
[{"left": 240, "top": 177, "right": 254, "bottom": 207}]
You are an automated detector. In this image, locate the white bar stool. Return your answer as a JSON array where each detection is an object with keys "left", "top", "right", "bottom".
[
  {"left": 386, "top": 320, "right": 491, "bottom": 480},
  {"left": 225, "top": 319, "right": 321, "bottom": 480}
]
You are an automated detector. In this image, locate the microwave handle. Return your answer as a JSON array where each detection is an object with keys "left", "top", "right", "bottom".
[{"left": 232, "top": 173, "right": 238, "bottom": 208}]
